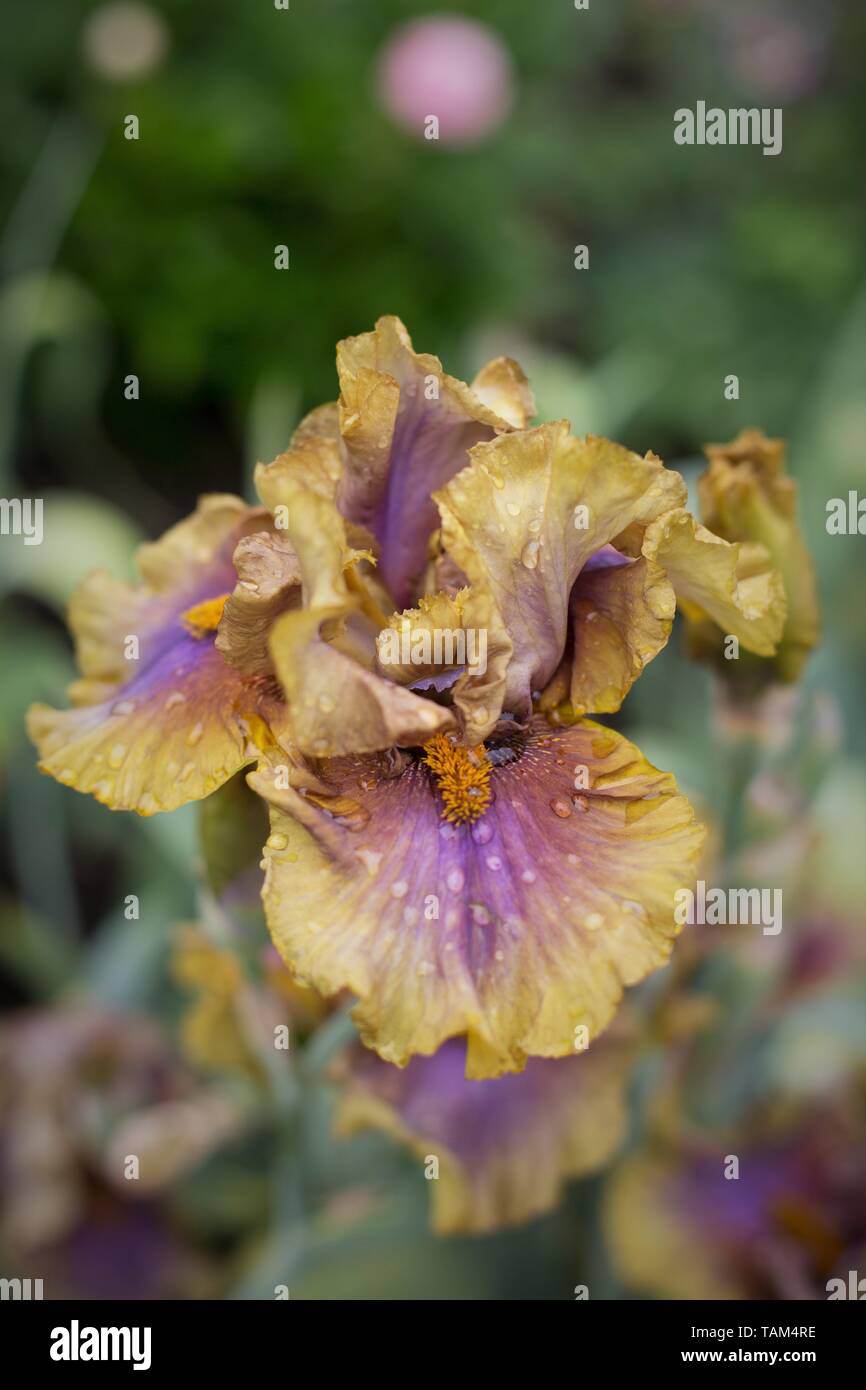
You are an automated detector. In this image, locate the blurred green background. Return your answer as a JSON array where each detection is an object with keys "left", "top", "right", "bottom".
[{"left": 1, "top": 0, "right": 865, "bottom": 1299}]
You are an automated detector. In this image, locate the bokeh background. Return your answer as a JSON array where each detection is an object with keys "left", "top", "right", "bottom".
[{"left": 2, "top": 0, "right": 865, "bottom": 1299}]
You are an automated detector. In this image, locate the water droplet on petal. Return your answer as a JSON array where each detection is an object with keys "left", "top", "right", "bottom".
[
  {"left": 470, "top": 902, "right": 491, "bottom": 926},
  {"left": 494, "top": 949, "right": 505, "bottom": 962},
  {"left": 521, "top": 868, "right": 536, "bottom": 884},
  {"left": 390, "top": 880, "right": 409, "bottom": 899},
  {"left": 355, "top": 848, "right": 383, "bottom": 875},
  {"left": 520, "top": 540, "right": 541, "bottom": 570},
  {"left": 446, "top": 867, "right": 465, "bottom": 894},
  {"left": 550, "top": 797, "right": 572, "bottom": 818},
  {"left": 567, "top": 852, "right": 578, "bottom": 865},
  {"left": 528, "top": 518, "right": 541, "bottom": 535},
  {"left": 402, "top": 905, "right": 420, "bottom": 926},
  {"left": 486, "top": 855, "right": 502, "bottom": 871},
  {"left": 417, "top": 960, "right": 435, "bottom": 976},
  {"left": 572, "top": 794, "right": 589, "bottom": 812},
  {"left": 112, "top": 699, "right": 135, "bottom": 716},
  {"left": 471, "top": 820, "right": 493, "bottom": 845},
  {"left": 165, "top": 691, "right": 186, "bottom": 710},
  {"left": 267, "top": 833, "right": 288, "bottom": 851},
  {"left": 186, "top": 722, "right": 204, "bottom": 747},
  {"left": 318, "top": 693, "right": 336, "bottom": 713},
  {"left": 584, "top": 912, "right": 604, "bottom": 931},
  {"left": 506, "top": 501, "right": 521, "bottom": 517},
  {"left": 108, "top": 743, "right": 127, "bottom": 769}
]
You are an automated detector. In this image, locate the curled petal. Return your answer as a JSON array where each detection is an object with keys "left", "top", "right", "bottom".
[
  {"left": 334, "top": 315, "right": 522, "bottom": 606},
  {"left": 269, "top": 605, "right": 455, "bottom": 757},
  {"left": 643, "top": 507, "right": 787, "bottom": 657},
  {"left": 335, "top": 1028, "right": 633, "bottom": 1234},
  {"left": 250, "top": 718, "right": 705, "bottom": 1078},
  {"left": 27, "top": 497, "right": 280, "bottom": 813},
  {"left": 216, "top": 531, "right": 301, "bottom": 678},
  {"left": 435, "top": 424, "right": 687, "bottom": 722},
  {"left": 470, "top": 356, "right": 535, "bottom": 429},
  {"left": 541, "top": 552, "right": 676, "bottom": 718}
]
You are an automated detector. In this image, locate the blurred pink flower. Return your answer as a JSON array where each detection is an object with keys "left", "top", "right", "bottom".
[{"left": 377, "top": 16, "right": 514, "bottom": 145}]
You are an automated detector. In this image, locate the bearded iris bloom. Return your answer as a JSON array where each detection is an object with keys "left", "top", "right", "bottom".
[{"left": 28, "top": 317, "right": 787, "bottom": 1081}]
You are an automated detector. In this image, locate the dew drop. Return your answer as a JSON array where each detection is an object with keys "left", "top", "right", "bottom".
[
  {"left": 165, "top": 691, "right": 186, "bottom": 710},
  {"left": 521, "top": 868, "right": 536, "bottom": 884},
  {"left": 528, "top": 518, "right": 542, "bottom": 535},
  {"left": 108, "top": 743, "right": 127, "bottom": 769},
  {"left": 550, "top": 796, "right": 573, "bottom": 818},
  {"left": 390, "top": 880, "right": 409, "bottom": 899},
  {"left": 186, "top": 722, "right": 204, "bottom": 747},
  {"left": 470, "top": 902, "right": 491, "bottom": 926},
  {"left": 446, "top": 867, "right": 465, "bottom": 894},
  {"left": 572, "top": 794, "right": 589, "bottom": 812},
  {"left": 567, "top": 852, "right": 578, "bottom": 865},
  {"left": 471, "top": 820, "right": 493, "bottom": 845},
  {"left": 520, "top": 539, "right": 541, "bottom": 570},
  {"left": 417, "top": 960, "right": 435, "bottom": 976},
  {"left": 112, "top": 700, "right": 135, "bottom": 716},
  {"left": 355, "top": 848, "right": 383, "bottom": 875},
  {"left": 584, "top": 912, "right": 604, "bottom": 931},
  {"left": 486, "top": 855, "right": 502, "bottom": 871},
  {"left": 402, "top": 905, "right": 420, "bottom": 927},
  {"left": 439, "top": 821, "right": 459, "bottom": 840},
  {"left": 506, "top": 501, "right": 521, "bottom": 518},
  {"left": 266, "top": 833, "right": 288, "bottom": 851},
  {"left": 180, "top": 762, "right": 196, "bottom": 780},
  {"left": 494, "top": 949, "right": 505, "bottom": 962},
  {"left": 317, "top": 693, "right": 336, "bottom": 713}
]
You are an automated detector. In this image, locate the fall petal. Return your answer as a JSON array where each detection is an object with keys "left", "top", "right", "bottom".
[
  {"left": 335, "top": 1028, "right": 632, "bottom": 1235},
  {"left": 27, "top": 497, "right": 279, "bottom": 813},
  {"left": 250, "top": 718, "right": 704, "bottom": 1078}
]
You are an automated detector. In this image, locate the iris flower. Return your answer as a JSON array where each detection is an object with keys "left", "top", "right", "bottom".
[
  {"left": 605, "top": 1107, "right": 866, "bottom": 1299},
  {"left": 681, "top": 428, "right": 818, "bottom": 685},
  {"left": 28, "top": 317, "right": 786, "bottom": 1079}
]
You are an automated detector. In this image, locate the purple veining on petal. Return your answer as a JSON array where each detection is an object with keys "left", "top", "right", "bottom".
[
  {"left": 372, "top": 405, "right": 496, "bottom": 607},
  {"left": 583, "top": 543, "right": 631, "bottom": 572}
]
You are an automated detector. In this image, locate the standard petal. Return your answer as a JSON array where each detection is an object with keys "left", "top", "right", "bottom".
[
  {"left": 540, "top": 551, "right": 676, "bottom": 719},
  {"left": 27, "top": 496, "right": 281, "bottom": 813},
  {"left": 334, "top": 316, "right": 523, "bottom": 606},
  {"left": 335, "top": 1028, "right": 633, "bottom": 1234},
  {"left": 435, "top": 424, "right": 687, "bottom": 723},
  {"left": 643, "top": 507, "right": 787, "bottom": 657},
  {"left": 249, "top": 718, "right": 705, "bottom": 1078}
]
